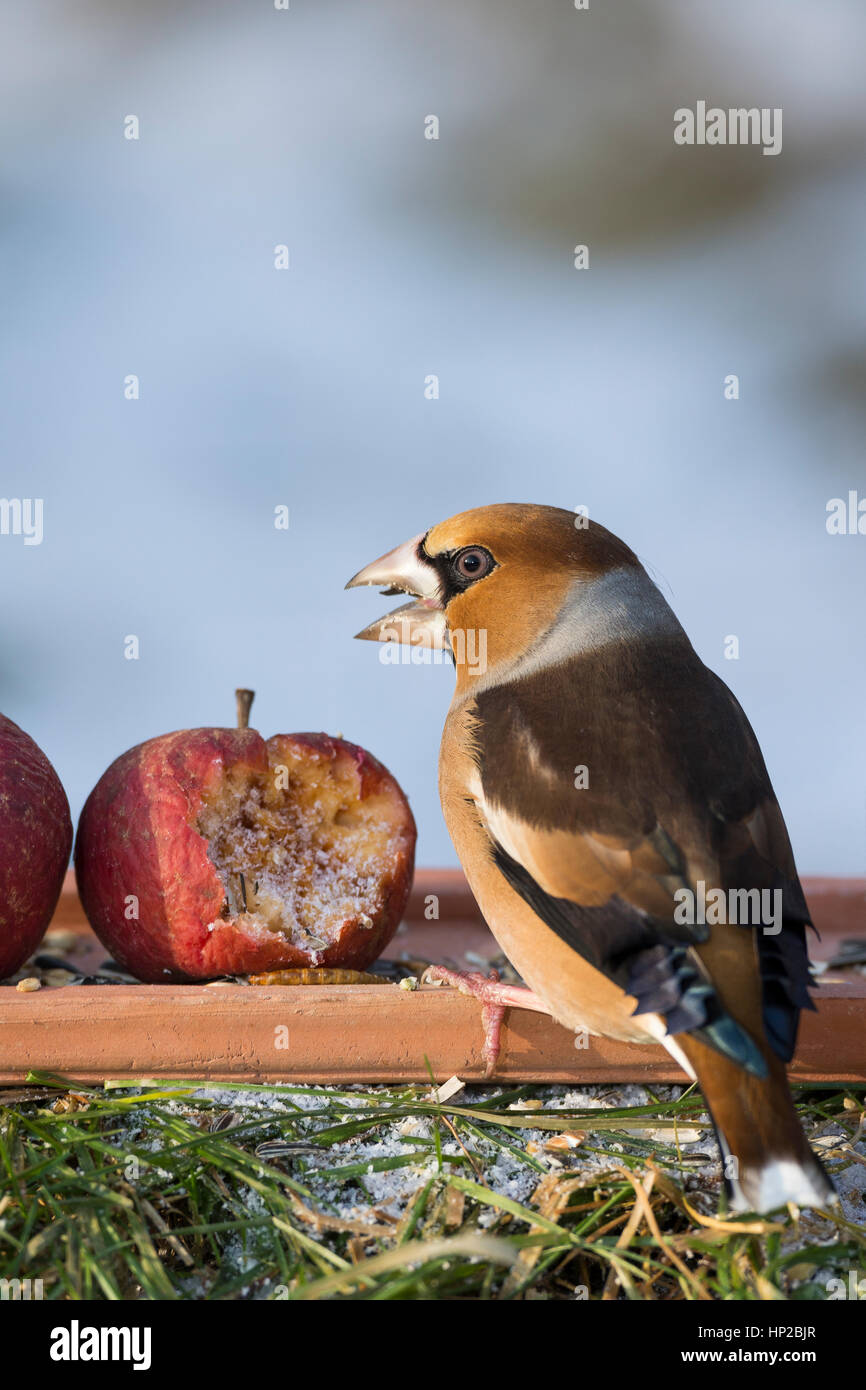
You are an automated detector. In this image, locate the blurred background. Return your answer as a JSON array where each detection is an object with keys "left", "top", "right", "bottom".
[{"left": 1, "top": 0, "right": 864, "bottom": 872}]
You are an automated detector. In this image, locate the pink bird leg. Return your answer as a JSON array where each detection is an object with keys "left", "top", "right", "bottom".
[{"left": 425, "top": 966, "right": 550, "bottom": 1076}]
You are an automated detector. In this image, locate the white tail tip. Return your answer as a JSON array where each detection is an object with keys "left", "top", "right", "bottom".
[{"left": 730, "top": 1158, "right": 838, "bottom": 1214}]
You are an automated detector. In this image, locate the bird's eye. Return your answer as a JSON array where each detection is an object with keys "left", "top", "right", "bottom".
[{"left": 453, "top": 546, "right": 493, "bottom": 581}]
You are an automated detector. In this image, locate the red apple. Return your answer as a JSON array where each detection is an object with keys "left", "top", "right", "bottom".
[
  {"left": 74, "top": 693, "right": 417, "bottom": 982},
  {"left": 0, "top": 713, "right": 73, "bottom": 979}
]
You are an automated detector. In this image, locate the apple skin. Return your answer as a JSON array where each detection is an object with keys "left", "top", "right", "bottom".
[
  {"left": 0, "top": 714, "right": 73, "bottom": 979},
  {"left": 74, "top": 728, "right": 416, "bottom": 983}
]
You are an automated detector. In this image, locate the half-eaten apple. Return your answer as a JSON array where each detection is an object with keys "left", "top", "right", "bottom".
[{"left": 74, "top": 691, "right": 416, "bottom": 982}]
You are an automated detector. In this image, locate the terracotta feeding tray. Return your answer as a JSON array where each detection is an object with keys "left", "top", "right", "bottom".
[{"left": 0, "top": 871, "right": 863, "bottom": 1085}]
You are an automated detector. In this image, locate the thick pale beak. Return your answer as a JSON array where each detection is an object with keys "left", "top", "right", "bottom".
[{"left": 345, "top": 532, "right": 447, "bottom": 649}]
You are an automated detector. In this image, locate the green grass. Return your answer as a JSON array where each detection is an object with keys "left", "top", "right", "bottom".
[{"left": 0, "top": 1074, "right": 863, "bottom": 1301}]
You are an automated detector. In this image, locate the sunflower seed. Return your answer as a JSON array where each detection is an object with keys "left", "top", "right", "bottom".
[{"left": 255, "top": 1139, "right": 327, "bottom": 1160}]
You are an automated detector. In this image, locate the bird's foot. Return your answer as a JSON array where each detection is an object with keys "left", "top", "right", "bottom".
[{"left": 423, "top": 966, "right": 549, "bottom": 1076}]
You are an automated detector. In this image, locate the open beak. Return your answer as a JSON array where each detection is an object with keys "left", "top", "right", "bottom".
[{"left": 345, "top": 532, "right": 447, "bottom": 649}]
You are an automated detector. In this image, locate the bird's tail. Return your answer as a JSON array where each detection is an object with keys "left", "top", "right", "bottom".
[{"left": 679, "top": 1034, "right": 837, "bottom": 1214}]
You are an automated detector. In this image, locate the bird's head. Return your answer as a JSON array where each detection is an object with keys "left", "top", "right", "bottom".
[{"left": 345, "top": 502, "right": 642, "bottom": 689}]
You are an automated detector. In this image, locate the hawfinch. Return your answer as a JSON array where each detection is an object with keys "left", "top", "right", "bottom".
[{"left": 346, "top": 503, "right": 835, "bottom": 1214}]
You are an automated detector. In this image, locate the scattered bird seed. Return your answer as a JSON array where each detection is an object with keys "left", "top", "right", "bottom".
[
  {"left": 98, "top": 960, "right": 141, "bottom": 982},
  {"left": 255, "top": 1139, "right": 328, "bottom": 1160},
  {"left": 544, "top": 1131, "right": 587, "bottom": 1152},
  {"left": 43, "top": 969, "right": 77, "bottom": 988},
  {"left": 368, "top": 959, "right": 414, "bottom": 982},
  {"left": 429, "top": 1075, "right": 465, "bottom": 1103},
  {"left": 52, "top": 1094, "right": 89, "bottom": 1115},
  {"left": 210, "top": 1110, "right": 242, "bottom": 1133},
  {"left": 63, "top": 974, "right": 133, "bottom": 986},
  {"left": 827, "top": 938, "right": 866, "bottom": 968},
  {"left": 33, "top": 954, "right": 79, "bottom": 972},
  {"left": 42, "top": 929, "right": 81, "bottom": 952}
]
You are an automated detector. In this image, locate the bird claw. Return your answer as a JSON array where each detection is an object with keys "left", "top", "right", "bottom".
[{"left": 424, "top": 965, "right": 546, "bottom": 1076}]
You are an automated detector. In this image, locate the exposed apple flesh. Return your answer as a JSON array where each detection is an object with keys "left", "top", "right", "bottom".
[
  {"left": 0, "top": 713, "right": 73, "bottom": 979},
  {"left": 74, "top": 718, "right": 416, "bottom": 983},
  {"left": 198, "top": 733, "right": 415, "bottom": 970}
]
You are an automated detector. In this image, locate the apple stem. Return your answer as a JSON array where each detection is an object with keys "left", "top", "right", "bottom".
[{"left": 236, "top": 688, "right": 255, "bottom": 730}]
